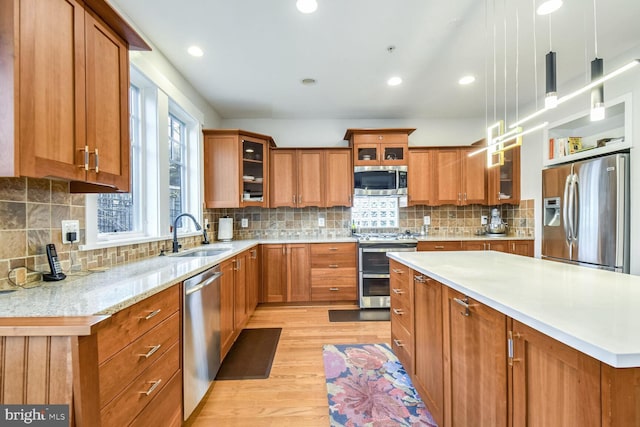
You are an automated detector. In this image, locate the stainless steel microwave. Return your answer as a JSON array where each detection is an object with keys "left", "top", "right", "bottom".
[{"left": 353, "top": 165, "right": 407, "bottom": 196}]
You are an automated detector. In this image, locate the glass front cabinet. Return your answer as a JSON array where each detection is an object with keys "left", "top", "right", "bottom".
[{"left": 345, "top": 128, "right": 415, "bottom": 166}]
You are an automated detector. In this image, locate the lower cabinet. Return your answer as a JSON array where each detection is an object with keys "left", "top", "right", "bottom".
[
  {"left": 418, "top": 239, "right": 533, "bottom": 257},
  {"left": 260, "top": 243, "right": 310, "bottom": 302},
  {"left": 413, "top": 274, "right": 444, "bottom": 427},
  {"left": 417, "top": 241, "right": 462, "bottom": 251},
  {"left": 310, "top": 243, "right": 357, "bottom": 302},
  {"left": 389, "top": 259, "right": 414, "bottom": 374},
  {"left": 443, "top": 288, "right": 508, "bottom": 427},
  {"left": 461, "top": 239, "right": 510, "bottom": 253},
  {"left": 511, "top": 321, "right": 601, "bottom": 427}
]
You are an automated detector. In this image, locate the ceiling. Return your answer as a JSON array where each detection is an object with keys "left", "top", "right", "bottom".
[{"left": 109, "top": 0, "right": 640, "bottom": 121}]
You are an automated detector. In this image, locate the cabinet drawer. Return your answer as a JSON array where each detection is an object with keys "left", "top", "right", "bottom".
[
  {"left": 101, "top": 341, "right": 180, "bottom": 427},
  {"left": 99, "top": 312, "right": 180, "bottom": 407},
  {"left": 129, "top": 370, "right": 182, "bottom": 427},
  {"left": 311, "top": 275, "right": 356, "bottom": 288},
  {"left": 391, "top": 296, "right": 413, "bottom": 334},
  {"left": 310, "top": 267, "right": 356, "bottom": 280},
  {"left": 417, "top": 241, "right": 462, "bottom": 251},
  {"left": 311, "top": 284, "right": 357, "bottom": 301},
  {"left": 310, "top": 244, "right": 356, "bottom": 267},
  {"left": 97, "top": 286, "right": 180, "bottom": 363},
  {"left": 391, "top": 323, "right": 413, "bottom": 373},
  {"left": 354, "top": 133, "right": 408, "bottom": 144},
  {"left": 310, "top": 242, "right": 356, "bottom": 256}
]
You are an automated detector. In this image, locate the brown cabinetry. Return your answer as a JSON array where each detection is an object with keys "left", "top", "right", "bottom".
[
  {"left": 96, "top": 286, "right": 181, "bottom": 426},
  {"left": 203, "top": 130, "right": 274, "bottom": 208},
  {"left": 488, "top": 146, "right": 521, "bottom": 205},
  {"left": 413, "top": 274, "right": 444, "bottom": 427},
  {"left": 417, "top": 241, "right": 462, "bottom": 251},
  {"left": 0, "top": 0, "right": 146, "bottom": 191},
  {"left": 389, "top": 259, "right": 414, "bottom": 374},
  {"left": 462, "top": 239, "right": 533, "bottom": 256},
  {"left": 270, "top": 148, "right": 352, "bottom": 208},
  {"left": 509, "top": 240, "right": 533, "bottom": 257},
  {"left": 311, "top": 243, "right": 357, "bottom": 302},
  {"left": 407, "top": 148, "right": 433, "bottom": 206},
  {"left": 443, "top": 288, "right": 508, "bottom": 427},
  {"left": 260, "top": 243, "right": 310, "bottom": 302},
  {"left": 432, "top": 147, "right": 486, "bottom": 205},
  {"left": 345, "top": 128, "right": 415, "bottom": 166}
]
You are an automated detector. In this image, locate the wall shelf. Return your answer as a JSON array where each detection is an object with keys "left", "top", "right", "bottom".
[{"left": 543, "top": 93, "right": 632, "bottom": 167}]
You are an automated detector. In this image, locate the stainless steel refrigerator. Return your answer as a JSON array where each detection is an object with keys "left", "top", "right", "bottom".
[{"left": 542, "top": 152, "right": 630, "bottom": 273}]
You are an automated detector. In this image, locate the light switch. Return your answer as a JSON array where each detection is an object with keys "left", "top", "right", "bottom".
[
  {"left": 241, "top": 218, "right": 249, "bottom": 228},
  {"left": 481, "top": 215, "right": 488, "bottom": 225},
  {"left": 318, "top": 217, "right": 325, "bottom": 227}
]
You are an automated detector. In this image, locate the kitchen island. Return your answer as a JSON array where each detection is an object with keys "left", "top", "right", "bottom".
[{"left": 388, "top": 250, "right": 640, "bottom": 427}]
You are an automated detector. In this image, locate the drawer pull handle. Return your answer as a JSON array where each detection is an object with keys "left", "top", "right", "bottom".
[
  {"left": 392, "top": 308, "right": 404, "bottom": 315},
  {"left": 139, "top": 344, "right": 162, "bottom": 359},
  {"left": 329, "top": 287, "right": 339, "bottom": 291},
  {"left": 414, "top": 275, "right": 425, "bottom": 283},
  {"left": 392, "top": 288, "right": 404, "bottom": 295},
  {"left": 143, "top": 309, "right": 161, "bottom": 320},
  {"left": 140, "top": 379, "right": 162, "bottom": 396},
  {"left": 393, "top": 339, "right": 405, "bottom": 347},
  {"left": 328, "top": 247, "right": 338, "bottom": 251},
  {"left": 329, "top": 264, "right": 339, "bottom": 268},
  {"left": 434, "top": 245, "right": 445, "bottom": 249},
  {"left": 391, "top": 268, "right": 403, "bottom": 274}
]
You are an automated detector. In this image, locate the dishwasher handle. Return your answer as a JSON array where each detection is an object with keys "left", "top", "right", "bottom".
[{"left": 185, "top": 271, "right": 222, "bottom": 296}]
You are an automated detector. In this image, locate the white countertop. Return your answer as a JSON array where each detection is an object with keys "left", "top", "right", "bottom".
[
  {"left": 387, "top": 251, "right": 640, "bottom": 368},
  {"left": 0, "top": 241, "right": 258, "bottom": 317},
  {"left": 415, "top": 235, "right": 532, "bottom": 241}
]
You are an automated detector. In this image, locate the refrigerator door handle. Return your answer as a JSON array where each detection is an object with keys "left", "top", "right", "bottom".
[
  {"left": 563, "top": 174, "right": 573, "bottom": 244},
  {"left": 571, "top": 175, "right": 579, "bottom": 241}
]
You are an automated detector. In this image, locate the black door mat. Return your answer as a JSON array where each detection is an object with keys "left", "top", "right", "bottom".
[
  {"left": 328, "top": 308, "right": 390, "bottom": 322},
  {"left": 215, "top": 328, "right": 282, "bottom": 380}
]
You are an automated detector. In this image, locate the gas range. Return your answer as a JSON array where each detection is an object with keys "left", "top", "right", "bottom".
[{"left": 355, "top": 232, "right": 418, "bottom": 244}]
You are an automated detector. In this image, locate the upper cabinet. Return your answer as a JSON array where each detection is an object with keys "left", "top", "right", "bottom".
[
  {"left": 544, "top": 94, "right": 631, "bottom": 167},
  {"left": 345, "top": 128, "right": 415, "bottom": 166},
  {"left": 0, "top": 0, "right": 150, "bottom": 192},
  {"left": 270, "top": 148, "right": 352, "bottom": 208},
  {"left": 203, "top": 129, "right": 275, "bottom": 208},
  {"left": 407, "top": 148, "right": 433, "bottom": 206},
  {"left": 488, "top": 146, "right": 521, "bottom": 205},
  {"left": 432, "top": 147, "right": 486, "bottom": 206}
]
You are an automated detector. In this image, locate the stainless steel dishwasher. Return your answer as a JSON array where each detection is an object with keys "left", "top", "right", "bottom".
[{"left": 183, "top": 265, "right": 222, "bottom": 420}]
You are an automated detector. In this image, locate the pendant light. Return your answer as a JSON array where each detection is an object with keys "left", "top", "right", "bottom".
[
  {"left": 544, "top": 17, "right": 557, "bottom": 109},
  {"left": 590, "top": 0, "right": 604, "bottom": 121}
]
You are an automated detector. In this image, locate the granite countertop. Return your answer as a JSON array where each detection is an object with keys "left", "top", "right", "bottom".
[
  {"left": 388, "top": 251, "right": 640, "bottom": 368},
  {"left": 415, "top": 234, "right": 533, "bottom": 241}
]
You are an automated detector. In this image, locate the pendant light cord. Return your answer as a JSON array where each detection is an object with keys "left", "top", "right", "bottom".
[
  {"left": 532, "top": 0, "right": 538, "bottom": 110},
  {"left": 503, "top": 0, "right": 507, "bottom": 125},
  {"left": 593, "top": 0, "right": 598, "bottom": 57}
]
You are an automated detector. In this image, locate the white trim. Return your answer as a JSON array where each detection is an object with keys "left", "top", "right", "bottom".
[{"left": 79, "top": 231, "right": 202, "bottom": 252}]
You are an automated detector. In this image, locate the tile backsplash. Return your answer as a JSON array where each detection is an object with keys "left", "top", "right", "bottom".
[{"left": 0, "top": 177, "right": 534, "bottom": 290}]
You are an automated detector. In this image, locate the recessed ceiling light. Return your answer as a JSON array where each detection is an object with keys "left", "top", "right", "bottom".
[
  {"left": 296, "top": 0, "right": 318, "bottom": 14},
  {"left": 187, "top": 46, "right": 204, "bottom": 57},
  {"left": 458, "top": 75, "right": 476, "bottom": 85},
  {"left": 536, "top": 0, "right": 563, "bottom": 15},
  {"left": 301, "top": 78, "right": 317, "bottom": 85},
  {"left": 387, "top": 76, "right": 403, "bottom": 86}
]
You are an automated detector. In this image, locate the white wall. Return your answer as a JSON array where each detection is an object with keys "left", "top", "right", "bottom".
[
  {"left": 518, "top": 47, "right": 640, "bottom": 274},
  {"left": 220, "top": 118, "right": 485, "bottom": 147}
]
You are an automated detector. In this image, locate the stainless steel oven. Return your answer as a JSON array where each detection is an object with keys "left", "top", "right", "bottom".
[{"left": 358, "top": 238, "right": 417, "bottom": 308}]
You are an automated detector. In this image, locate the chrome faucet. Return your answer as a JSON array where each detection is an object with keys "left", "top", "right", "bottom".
[{"left": 172, "top": 213, "right": 202, "bottom": 253}]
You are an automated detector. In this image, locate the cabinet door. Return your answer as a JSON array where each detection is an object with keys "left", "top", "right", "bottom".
[
  {"left": 233, "top": 252, "right": 248, "bottom": 332},
  {"left": 260, "top": 245, "right": 286, "bottom": 303},
  {"left": 245, "top": 247, "right": 260, "bottom": 313},
  {"left": 417, "top": 241, "right": 462, "bottom": 251},
  {"left": 85, "top": 12, "right": 130, "bottom": 190},
  {"left": 408, "top": 149, "right": 433, "bottom": 206},
  {"left": 241, "top": 137, "right": 268, "bottom": 207},
  {"left": 353, "top": 142, "right": 380, "bottom": 165},
  {"left": 444, "top": 288, "right": 508, "bottom": 427},
  {"left": 486, "top": 240, "right": 509, "bottom": 253},
  {"left": 510, "top": 240, "right": 533, "bottom": 257},
  {"left": 489, "top": 147, "right": 521, "bottom": 205},
  {"left": 269, "top": 150, "right": 297, "bottom": 207},
  {"left": 512, "top": 321, "right": 601, "bottom": 427},
  {"left": 433, "top": 149, "right": 462, "bottom": 205},
  {"left": 325, "top": 149, "right": 352, "bottom": 207},
  {"left": 413, "top": 276, "right": 444, "bottom": 427},
  {"left": 204, "top": 134, "right": 240, "bottom": 208},
  {"left": 287, "top": 244, "right": 310, "bottom": 302},
  {"left": 461, "top": 241, "right": 487, "bottom": 251},
  {"left": 380, "top": 142, "right": 407, "bottom": 165},
  {"left": 220, "top": 258, "right": 236, "bottom": 359},
  {"left": 297, "top": 150, "right": 323, "bottom": 207},
  {"left": 18, "top": 0, "right": 86, "bottom": 181},
  {"left": 461, "top": 147, "right": 486, "bottom": 204}
]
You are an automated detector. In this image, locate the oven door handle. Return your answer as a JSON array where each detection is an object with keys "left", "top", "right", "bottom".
[
  {"left": 361, "top": 273, "right": 391, "bottom": 279},
  {"left": 360, "top": 247, "right": 417, "bottom": 253}
]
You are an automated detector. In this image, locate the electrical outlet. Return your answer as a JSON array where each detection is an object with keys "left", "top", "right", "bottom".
[
  {"left": 318, "top": 217, "right": 325, "bottom": 227},
  {"left": 423, "top": 215, "right": 431, "bottom": 225},
  {"left": 241, "top": 218, "right": 249, "bottom": 228},
  {"left": 61, "top": 220, "right": 80, "bottom": 244},
  {"left": 481, "top": 215, "right": 488, "bottom": 225}
]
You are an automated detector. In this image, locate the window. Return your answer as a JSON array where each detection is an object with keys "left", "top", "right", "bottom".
[
  {"left": 168, "top": 114, "right": 186, "bottom": 227},
  {"left": 351, "top": 196, "right": 399, "bottom": 229},
  {"left": 97, "top": 85, "right": 142, "bottom": 234},
  {"left": 83, "top": 65, "right": 204, "bottom": 249}
]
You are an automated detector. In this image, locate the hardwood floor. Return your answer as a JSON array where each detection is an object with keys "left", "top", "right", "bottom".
[{"left": 189, "top": 304, "right": 391, "bottom": 426}]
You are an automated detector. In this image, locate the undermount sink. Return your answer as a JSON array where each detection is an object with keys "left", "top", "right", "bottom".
[{"left": 175, "top": 248, "right": 231, "bottom": 257}]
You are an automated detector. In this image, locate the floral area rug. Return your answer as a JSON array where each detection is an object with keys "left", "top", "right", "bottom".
[{"left": 322, "top": 343, "right": 437, "bottom": 426}]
